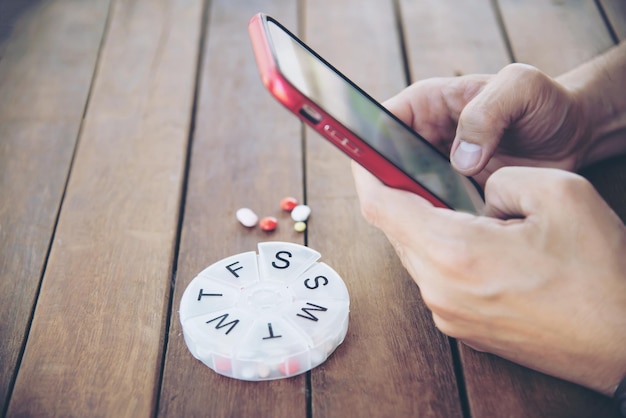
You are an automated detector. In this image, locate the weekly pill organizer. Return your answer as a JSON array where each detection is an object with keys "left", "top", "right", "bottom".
[{"left": 179, "top": 242, "right": 350, "bottom": 381}]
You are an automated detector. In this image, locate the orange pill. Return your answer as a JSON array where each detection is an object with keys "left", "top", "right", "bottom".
[
  {"left": 259, "top": 216, "right": 278, "bottom": 231},
  {"left": 280, "top": 197, "right": 298, "bottom": 212}
]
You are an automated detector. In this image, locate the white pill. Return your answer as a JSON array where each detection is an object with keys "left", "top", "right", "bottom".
[
  {"left": 236, "top": 208, "right": 258, "bottom": 227},
  {"left": 257, "top": 363, "right": 271, "bottom": 378},
  {"left": 240, "top": 366, "right": 256, "bottom": 380},
  {"left": 311, "top": 348, "right": 325, "bottom": 364},
  {"left": 290, "top": 205, "right": 311, "bottom": 222}
]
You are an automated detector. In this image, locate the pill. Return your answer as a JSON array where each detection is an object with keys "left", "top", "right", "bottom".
[
  {"left": 290, "top": 205, "right": 311, "bottom": 222},
  {"left": 259, "top": 216, "right": 278, "bottom": 231},
  {"left": 236, "top": 208, "right": 258, "bottom": 227},
  {"left": 311, "top": 349, "right": 325, "bottom": 364},
  {"left": 279, "top": 358, "right": 300, "bottom": 375},
  {"left": 241, "top": 366, "right": 256, "bottom": 380},
  {"left": 214, "top": 357, "right": 232, "bottom": 374},
  {"left": 294, "top": 221, "right": 306, "bottom": 232},
  {"left": 257, "top": 363, "right": 271, "bottom": 379},
  {"left": 280, "top": 197, "right": 299, "bottom": 212}
]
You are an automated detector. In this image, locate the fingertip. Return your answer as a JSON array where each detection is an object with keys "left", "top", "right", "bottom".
[
  {"left": 382, "top": 92, "right": 415, "bottom": 126},
  {"left": 453, "top": 81, "right": 510, "bottom": 174},
  {"left": 451, "top": 139, "right": 484, "bottom": 175}
]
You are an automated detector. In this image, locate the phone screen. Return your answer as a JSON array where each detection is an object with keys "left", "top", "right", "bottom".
[{"left": 266, "top": 19, "right": 483, "bottom": 213}]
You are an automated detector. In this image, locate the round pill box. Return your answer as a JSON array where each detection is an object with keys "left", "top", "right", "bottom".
[{"left": 179, "top": 242, "right": 350, "bottom": 381}]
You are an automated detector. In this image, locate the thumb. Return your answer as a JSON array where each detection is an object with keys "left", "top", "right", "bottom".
[
  {"left": 482, "top": 167, "right": 536, "bottom": 220},
  {"left": 451, "top": 63, "right": 541, "bottom": 176},
  {"left": 483, "top": 166, "right": 574, "bottom": 220}
]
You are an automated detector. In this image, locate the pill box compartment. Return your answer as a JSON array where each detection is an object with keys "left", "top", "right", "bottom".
[{"left": 179, "top": 242, "right": 350, "bottom": 381}]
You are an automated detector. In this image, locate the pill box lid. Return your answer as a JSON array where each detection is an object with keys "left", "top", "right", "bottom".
[{"left": 179, "top": 242, "right": 350, "bottom": 381}]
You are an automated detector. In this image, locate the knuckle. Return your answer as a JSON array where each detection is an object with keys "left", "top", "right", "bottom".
[
  {"left": 461, "top": 104, "right": 500, "bottom": 131},
  {"left": 499, "top": 62, "right": 545, "bottom": 84},
  {"left": 428, "top": 238, "right": 480, "bottom": 276},
  {"left": 359, "top": 198, "right": 383, "bottom": 228},
  {"left": 431, "top": 312, "right": 462, "bottom": 338},
  {"left": 422, "top": 290, "right": 463, "bottom": 331},
  {"left": 419, "top": 286, "right": 448, "bottom": 315},
  {"left": 547, "top": 170, "right": 593, "bottom": 201},
  {"left": 560, "top": 171, "right": 592, "bottom": 193}
]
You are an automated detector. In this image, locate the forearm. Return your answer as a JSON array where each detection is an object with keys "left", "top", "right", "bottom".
[{"left": 558, "top": 41, "right": 626, "bottom": 167}]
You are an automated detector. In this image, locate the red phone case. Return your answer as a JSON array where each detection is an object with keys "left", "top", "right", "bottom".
[{"left": 248, "top": 13, "right": 449, "bottom": 209}]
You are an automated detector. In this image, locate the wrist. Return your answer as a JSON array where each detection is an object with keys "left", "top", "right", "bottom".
[
  {"left": 573, "top": 78, "right": 626, "bottom": 168},
  {"left": 557, "top": 41, "right": 626, "bottom": 168}
]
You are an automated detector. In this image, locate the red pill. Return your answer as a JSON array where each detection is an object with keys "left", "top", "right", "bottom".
[
  {"left": 259, "top": 216, "right": 278, "bottom": 231},
  {"left": 279, "top": 358, "right": 300, "bottom": 376},
  {"left": 214, "top": 357, "right": 232, "bottom": 374},
  {"left": 280, "top": 197, "right": 298, "bottom": 212}
]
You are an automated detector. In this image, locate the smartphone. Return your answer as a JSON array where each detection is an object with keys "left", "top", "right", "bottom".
[{"left": 248, "top": 13, "right": 484, "bottom": 213}]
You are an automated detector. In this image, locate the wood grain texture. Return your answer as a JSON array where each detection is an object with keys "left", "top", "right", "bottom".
[
  {"left": 0, "top": 0, "right": 110, "bottom": 413},
  {"left": 498, "top": 0, "right": 615, "bottom": 76},
  {"left": 599, "top": 0, "right": 626, "bottom": 40},
  {"left": 6, "top": 0, "right": 202, "bottom": 416},
  {"left": 304, "top": 1, "right": 463, "bottom": 416},
  {"left": 3, "top": 1, "right": 623, "bottom": 417},
  {"left": 157, "top": 1, "right": 308, "bottom": 417},
  {"left": 398, "top": 0, "right": 510, "bottom": 79}
]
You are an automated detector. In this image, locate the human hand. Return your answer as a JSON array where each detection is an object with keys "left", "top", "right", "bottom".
[
  {"left": 352, "top": 162, "right": 626, "bottom": 395},
  {"left": 385, "top": 64, "right": 588, "bottom": 185}
]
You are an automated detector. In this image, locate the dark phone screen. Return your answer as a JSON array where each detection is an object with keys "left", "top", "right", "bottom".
[{"left": 267, "top": 19, "right": 483, "bottom": 213}]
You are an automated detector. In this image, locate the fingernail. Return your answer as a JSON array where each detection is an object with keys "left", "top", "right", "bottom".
[{"left": 453, "top": 140, "right": 482, "bottom": 171}]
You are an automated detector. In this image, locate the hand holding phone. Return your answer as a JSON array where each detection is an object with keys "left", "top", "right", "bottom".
[{"left": 248, "top": 13, "right": 484, "bottom": 213}]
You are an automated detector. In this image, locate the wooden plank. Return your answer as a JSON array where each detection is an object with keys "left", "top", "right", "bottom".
[
  {"left": 499, "top": 0, "right": 614, "bottom": 76},
  {"left": 399, "top": 0, "right": 510, "bottom": 79},
  {"left": 0, "top": 0, "right": 110, "bottom": 412},
  {"left": 458, "top": 1, "right": 621, "bottom": 417},
  {"left": 461, "top": 351, "right": 621, "bottom": 418},
  {"left": 156, "top": 1, "right": 307, "bottom": 417},
  {"left": 6, "top": 0, "right": 202, "bottom": 416},
  {"left": 304, "top": 1, "right": 464, "bottom": 416},
  {"left": 599, "top": 0, "right": 626, "bottom": 40}
]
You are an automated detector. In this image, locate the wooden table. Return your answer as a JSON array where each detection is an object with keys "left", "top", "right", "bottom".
[{"left": 1, "top": 1, "right": 625, "bottom": 417}]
